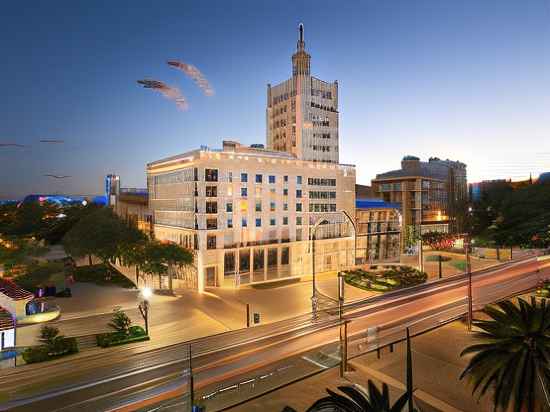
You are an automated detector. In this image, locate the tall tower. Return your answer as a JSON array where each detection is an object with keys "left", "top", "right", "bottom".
[{"left": 266, "top": 24, "right": 339, "bottom": 163}]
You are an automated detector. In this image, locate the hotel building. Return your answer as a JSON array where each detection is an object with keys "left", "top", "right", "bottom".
[
  {"left": 371, "top": 156, "right": 467, "bottom": 247},
  {"left": 147, "top": 141, "right": 356, "bottom": 291},
  {"left": 266, "top": 24, "right": 339, "bottom": 164}
]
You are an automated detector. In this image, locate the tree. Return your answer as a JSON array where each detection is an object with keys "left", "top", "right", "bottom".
[
  {"left": 63, "top": 207, "right": 145, "bottom": 267},
  {"left": 139, "top": 241, "right": 193, "bottom": 292},
  {"left": 119, "top": 240, "right": 147, "bottom": 285},
  {"left": 460, "top": 297, "right": 550, "bottom": 412},
  {"left": 108, "top": 308, "right": 132, "bottom": 336},
  {"left": 301, "top": 382, "right": 409, "bottom": 412}
]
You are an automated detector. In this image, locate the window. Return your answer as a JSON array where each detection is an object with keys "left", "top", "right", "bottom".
[
  {"left": 296, "top": 216, "right": 302, "bottom": 225},
  {"left": 239, "top": 250, "right": 250, "bottom": 272},
  {"left": 296, "top": 176, "right": 302, "bottom": 185},
  {"left": 228, "top": 171, "right": 233, "bottom": 182},
  {"left": 227, "top": 218, "right": 233, "bottom": 228},
  {"left": 270, "top": 218, "right": 276, "bottom": 226},
  {"left": 283, "top": 216, "right": 288, "bottom": 225},
  {"left": 253, "top": 249, "right": 264, "bottom": 270},
  {"left": 255, "top": 200, "right": 262, "bottom": 212},
  {"left": 296, "top": 203, "right": 302, "bottom": 212},
  {"left": 241, "top": 187, "right": 248, "bottom": 197},
  {"left": 255, "top": 174, "right": 263, "bottom": 183},
  {"left": 283, "top": 188, "right": 288, "bottom": 196},
  {"left": 224, "top": 252, "right": 235, "bottom": 274},
  {"left": 206, "top": 186, "right": 217, "bottom": 197},
  {"left": 296, "top": 189, "right": 302, "bottom": 198},
  {"left": 283, "top": 203, "right": 288, "bottom": 211},
  {"left": 281, "top": 247, "right": 289, "bottom": 265},
  {"left": 205, "top": 169, "right": 218, "bottom": 182},
  {"left": 270, "top": 202, "right": 276, "bottom": 212},
  {"left": 242, "top": 217, "right": 248, "bottom": 227},
  {"left": 255, "top": 186, "right": 262, "bottom": 196},
  {"left": 284, "top": 175, "right": 288, "bottom": 183},
  {"left": 206, "top": 218, "right": 217, "bottom": 230},
  {"left": 256, "top": 218, "right": 262, "bottom": 227},
  {"left": 206, "top": 201, "right": 217, "bottom": 214},
  {"left": 226, "top": 202, "right": 233, "bottom": 212},
  {"left": 207, "top": 235, "right": 216, "bottom": 249},
  {"left": 268, "top": 249, "right": 277, "bottom": 267},
  {"left": 269, "top": 175, "right": 276, "bottom": 184}
]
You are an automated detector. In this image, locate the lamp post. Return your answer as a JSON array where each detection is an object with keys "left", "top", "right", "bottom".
[
  {"left": 465, "top": 235, "right": 473, "bottom": 332},
  {"left": 139, "top": 287, "right": 152, "bottom": 336}
]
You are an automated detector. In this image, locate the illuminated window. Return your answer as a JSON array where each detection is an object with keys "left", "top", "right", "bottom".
[
  {"left": 269, "top": 175, "right": 276, "bottom": 184},
  {"left": 241, "top": 173, "right": 248, "bottom": 182},
  {"left": 255, "top": 174, "right": 263, "bottom": 183},
  {"left": 241, "top": 187, "right": 247, "bottom": 197}
]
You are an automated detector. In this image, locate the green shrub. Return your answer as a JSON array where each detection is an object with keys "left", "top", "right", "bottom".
[
  {"left": 129, "top": 325, "right": 146, "bottom": 337},
  {"left": 96, "top": 330, "right": 149, "bottom": 348},
  {"left": 108, "top": 309, "right": 132, "bottom": 335},
  {"left": 22, "top": 346, "right": 50, "bottom": 364}
]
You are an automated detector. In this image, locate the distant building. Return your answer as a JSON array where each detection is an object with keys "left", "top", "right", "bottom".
[
  {"left": 355, "top": 184, "right": 375, "bottom": 199},
  {"left": 147, "top": 140, "right": 356, "bottom": 291},
  {"left": 355, "top": 199, "right": 401, "bottom": 263},
  {"left": 469, "top": 179, "right": 508, "bottom": 202},
  {"left": 105, "top": 174, "right": 120, "bottom": 207},
  {"left": 113, "top": 188, "right": 153, "bottom": 235},
  {"left": 539, "top": 172, "right": 550, "bottom": 183},
  {"left": 372, "top": 156, "right": 467, "bottom": 246},
  {"left": 266, "top": 24, "right": 339, "bottom": 163}
]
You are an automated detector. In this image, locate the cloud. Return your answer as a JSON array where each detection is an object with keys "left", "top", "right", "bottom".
[
  {"left": 167, "top": 60, "right": 214, "bottom": 96},
  {"left": 137, "top": 79, "right": 189, "bottom": 111}
]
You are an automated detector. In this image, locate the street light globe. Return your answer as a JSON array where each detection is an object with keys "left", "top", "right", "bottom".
[
  {"left": 82, "top": 200, "right": 88, "bottom": 206},
  {"left": 141, "top": 287, "right": 152, "bottom": 300}
]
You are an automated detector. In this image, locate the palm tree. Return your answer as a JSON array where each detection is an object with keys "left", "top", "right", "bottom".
[
  {"left": 295, "top": 382, "right": 408, "bottom": 412},
  {"left": 460, "top": 297, "right": 550, "bottom": 412}
]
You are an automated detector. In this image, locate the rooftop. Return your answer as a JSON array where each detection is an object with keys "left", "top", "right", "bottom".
[
  {"left": 356, "top": 199, "right": 401, "bottom": 210},
  {"left": 0, "top": 306, "right": 14, "bottom": 331},
  {"left": 0, "top": 279, "right": 34, "bottom": 301}
]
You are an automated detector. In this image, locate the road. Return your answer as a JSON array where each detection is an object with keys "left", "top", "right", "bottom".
[{"left": 1, "top": 255, "right": 547, "bottom": 411}]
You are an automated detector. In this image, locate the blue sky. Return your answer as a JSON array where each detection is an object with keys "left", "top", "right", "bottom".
[{"left": 1, "top": 0, "right": 549, "bottom": 199}]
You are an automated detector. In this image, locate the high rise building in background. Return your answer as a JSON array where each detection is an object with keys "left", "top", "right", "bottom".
[
  {"left": 371, "top": 156, "right": 467, "bottom": 248},
  {"left": 105, "top": 174, "right": 120, "bottom": 207},
  {"left": 266, "top": 24, "right": 339, "bottom": 163}
]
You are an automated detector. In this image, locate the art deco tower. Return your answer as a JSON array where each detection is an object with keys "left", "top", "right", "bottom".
[{"left": 266, "top": 24, "right": 339, "bottom": 163}]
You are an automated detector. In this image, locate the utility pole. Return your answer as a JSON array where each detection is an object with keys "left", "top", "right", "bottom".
[
  {"left": 188, "top": 344, "right": 194, "bottom": 412},
  {"left": 466, "top": 236, "right": 473, "bottom": 331}
]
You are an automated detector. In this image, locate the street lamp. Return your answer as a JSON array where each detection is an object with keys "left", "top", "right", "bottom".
[{"left": 139, "top": 287, "right": 152, "bottom": 336}]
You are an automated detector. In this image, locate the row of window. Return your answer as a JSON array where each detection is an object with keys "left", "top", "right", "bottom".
[
  {"left": 312, "top": 145, "right": 331, "bottom": 152},
  {"left": 207, "top": 215, "right": 304, "bottom": 234},
  {"left": 313, "top": 133, "right": 331, "bottom": 139},
  {"left": 308, "top": 178, "right": 337, "bottom": 186},
  {"left": 309, "top": 203, "right": 337, "bottom": 212},
  {"left": 223, "top": 248, "right": 290, "bottom": 272},
  {"left": 309, "top": 191, "right": 336, "bottom": 199},
  {"left": 310, "top": 101, "right": 336, "bottom": 112},
  {"left": 311, "top": 89, "right": 332, "bottom": 99},
  {"left": 272, "top": 91, "right": 296, "bottom": 105},
  {"left": 218, "top": 200, "right": 304, "bottom": 213}
]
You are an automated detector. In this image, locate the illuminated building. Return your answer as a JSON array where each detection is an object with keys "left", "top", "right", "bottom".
[
  {"left": 372, "top": 156, "right": 467, "bottom": 246},
  {"left": 266, "top": 24, "right": 339, "bottom": 163},
  {"left": 147, "top": 141, "right": 356, "bottom": 291}
]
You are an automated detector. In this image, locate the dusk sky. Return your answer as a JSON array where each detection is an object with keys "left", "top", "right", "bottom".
[{"left": 1, "top": 0, "right": 549, "bottom": 199}]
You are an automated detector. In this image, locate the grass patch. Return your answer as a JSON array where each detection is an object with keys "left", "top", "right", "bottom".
[
  {"left": 344, "top": 266, "right": 427, "bottom": 292},
  {"left": 451, "top": 260, "right": 467, "bottom": 271},
  {"left": 74, "top": 264, "right": 134, "bottom": 288}
]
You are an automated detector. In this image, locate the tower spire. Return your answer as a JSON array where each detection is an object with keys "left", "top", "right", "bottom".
[
  {"left": 292, "top": 23, "right": 310, "bottom": 75},
  {"left": 297, "top": 23, "right": 305, "bottom": 51}
]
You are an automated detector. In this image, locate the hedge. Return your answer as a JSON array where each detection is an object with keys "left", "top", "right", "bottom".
[
  {"left": 344, "top": 266, "right": 427, "bottom": 292},
  {"left": 96, "top": 326, "right": 149, "bottom": 348},
  {"left": 22, "top": 337, "right": 79, "bottom": 364}
]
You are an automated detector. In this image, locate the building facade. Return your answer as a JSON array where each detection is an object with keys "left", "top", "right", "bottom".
[
  {"left": 355, "top": 199, "right": 401, "bottom": 264},
  {"left": 266, "top": 24, "right": 339, "bottom": 164},
  {"left": 147, "top": 141, "right": 356, "bottom": 291},
  {"left": 372, "top": 156, "right": 467, "bottom": 247}
]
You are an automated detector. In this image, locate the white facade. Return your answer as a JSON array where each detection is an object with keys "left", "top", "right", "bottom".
[{"left": 147, "top": 141, "right": 356, "bottom": 291}]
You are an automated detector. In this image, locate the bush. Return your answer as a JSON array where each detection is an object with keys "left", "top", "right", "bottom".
[
  {"left": 108, "top": 308, "right": 132, "bottom": 335},
  {"left": 22, "top": 346, "right": 50, "bottom": 364},
  {"left": 96, "top": 329, "right": 149, "bottom": 348},
  {"left": 451, "top": 260, "right": 467, "bottom": 271}
]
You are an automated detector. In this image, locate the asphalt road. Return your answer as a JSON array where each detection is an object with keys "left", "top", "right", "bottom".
[{"left": 1, "top": 255, "right": 547, "bottom": 412}]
